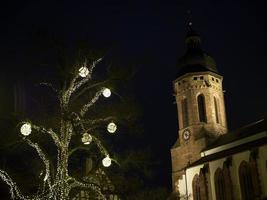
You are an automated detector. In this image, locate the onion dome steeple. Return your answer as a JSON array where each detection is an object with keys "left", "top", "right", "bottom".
[{"left": 176, "top": 22, "right": 218, "bottom": 77}]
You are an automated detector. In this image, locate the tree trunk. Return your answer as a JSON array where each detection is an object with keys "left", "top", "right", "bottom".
[{"left": 57, "top": 120, "right": 72, "bottom": 200}]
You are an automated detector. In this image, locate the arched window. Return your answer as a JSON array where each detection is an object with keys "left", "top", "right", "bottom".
[
  {"left": 182, "top": 98, "right": 189, "bottom": 128},
  {"left": 249, "top": 157, "right": 261, "bottom": 198},
  {"left": 215, "top": 168, "right": 225, "bottom": 200},
  {"left": 239, "top": 161, "right": 254, "bottom": 200},
  {"left": 197, "top": 94, "right": 207, "bottom": 123},
  {"left": 199, "top": 170, "right": 208, "bottom": 200},
  {"left": 192, "top": 174, "right": 201, "bottom": 200},
  {"left": 214, "top": 97, "right": 220, "bottom": 124},
  {"left": 222, "top": 163, "right": 233, "bottom": 200},
  {"left": 192, "top": 171, "right": 208, "bottom": 200},
  {"left": 214, "top": 167, "right": 233, "bottom": 200}
]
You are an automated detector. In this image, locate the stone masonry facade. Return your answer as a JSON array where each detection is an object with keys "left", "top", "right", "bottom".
[{"left": 171, "top": 71, "right": 228, "bottom": 189}]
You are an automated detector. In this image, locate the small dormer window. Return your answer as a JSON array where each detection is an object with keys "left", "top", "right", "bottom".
[
  {"left": 178, "top": 82, "right": 181, "bottom": 85},
  {"left": 212, "top": 77, "right": 215, "bottom": 81},
  {"left": 216, "top": 79, "right": 219, "bottom": 83},
  {"left": 193, "top": 77, "right": 198, "bottom": 80},
  {"left": 200, "top": 76, "right": 204, "bottom": 80}
]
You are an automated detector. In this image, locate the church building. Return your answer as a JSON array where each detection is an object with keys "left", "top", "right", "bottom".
[{"left": 170, "top": 24, "right": 267, "bottom": 200}]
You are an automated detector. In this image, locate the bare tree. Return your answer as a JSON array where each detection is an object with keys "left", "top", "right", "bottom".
[{"left": 0, "top": 57, "right": 119, "bottom": 200}]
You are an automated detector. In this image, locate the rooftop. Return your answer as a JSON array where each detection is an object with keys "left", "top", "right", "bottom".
[
  {"left": 176, "top": 25, "right": 218, "bottom": 77},
  {"left": 187, "top": 119, "right": 267, "bottom": 168}
]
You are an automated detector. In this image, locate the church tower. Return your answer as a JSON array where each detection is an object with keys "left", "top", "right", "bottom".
[{"left": 171, "top": 24, "right": 227, "bottom": 190}]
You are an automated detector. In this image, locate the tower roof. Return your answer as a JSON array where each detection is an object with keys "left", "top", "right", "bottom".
[{"left": 176, "top": 23, "right": 218, "bottom": 77}]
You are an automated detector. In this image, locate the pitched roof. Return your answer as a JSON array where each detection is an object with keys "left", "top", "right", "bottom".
[
  {"left": 204, "top": 119, "right": 267, "bottom": 151},
  {"left": 187, "top": 119, "right": 267, "bottom": 168}
]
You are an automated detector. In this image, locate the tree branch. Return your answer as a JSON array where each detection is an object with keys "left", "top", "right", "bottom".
[
  {"left": 81, "top": 116, "right": 116, "bottom": 126},
  {"left": 0, "top": 169, "right": 34, "bottom": 200},
  {"left": 71, "top": 79, "right": 109, "bottom": 102},
  {"left": 67, "top": 58, "right": 103, "bottom": 100},
  {"left": 68, "top": 145, "right": 92, "bottom": 157},
  {"left": 25, "top": 139, "right": 52, "bottom": 192},
  {"left": 69, "top": 177, "right": 106, "bottom": 200},
  {"left": 80, "top": 89, "right": 103, "bottom": 117},
  {"left": 31, "top": 124, "right": 61, "bottom": 147},
  {"left": 92, "top": 136, "right": 108, "bottom": 156}
]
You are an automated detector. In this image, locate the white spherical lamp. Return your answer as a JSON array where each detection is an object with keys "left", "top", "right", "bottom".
[
  {"left": 79, "top": 67, "right": 89, "bottom": 78},
  {"left": 102, "top": 88, "right": 111, "bottom": 98},
  {"left": 107, "top": 122, "right": 117, "bottom": 133},
  {"left": 81, "top": 133, "right": 92, "bottom": 145},
  {"left": 102, "top": 155, "right": 112, "bottom": 167},
  {"left": 20, "top": 123, "right": 32, "bottom": 136}
]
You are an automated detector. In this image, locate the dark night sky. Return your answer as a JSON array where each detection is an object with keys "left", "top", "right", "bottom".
[{"left": 0, "top": 0, "right": 267, "bottom": 192}]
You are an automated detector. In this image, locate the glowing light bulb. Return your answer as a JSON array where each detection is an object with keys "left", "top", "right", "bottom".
[
  {"left": 102, "top": 155, "right": 111, "bottom": 167},
  {"left": 102, "top": 88, "right": 111, "bottom": 98},
  {"left": 79, "top": 67, "right": 89, "bottom": 77},
  {"left": 107, "top": 122, "right": 117, "bottom": 133},
  {"left": 20, "top": 123, "right": 32, "bottom": 136},
  {"left": 81, "top": 133, "right": 92, "bottom": 145}
]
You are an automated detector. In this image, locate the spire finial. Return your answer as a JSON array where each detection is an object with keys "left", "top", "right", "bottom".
[
  {"left": 184, "top": 10, "right": 201, "bottom": 47},
  {"left": 186, "top": 10, "right": 193, "bottom": 30}
]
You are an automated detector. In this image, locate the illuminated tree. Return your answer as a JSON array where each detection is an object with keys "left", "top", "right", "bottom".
[{"left": 0, "top": 57, "right": 120, "bottom": 200}]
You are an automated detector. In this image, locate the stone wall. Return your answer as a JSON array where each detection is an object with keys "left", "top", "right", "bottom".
[{"left": 171, "top": 71, "right": 228, "bottom": 190}]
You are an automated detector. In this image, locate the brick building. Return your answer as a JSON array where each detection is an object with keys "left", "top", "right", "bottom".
[{"left": 170, "top": 24, "right": 267, "bottom": 200}]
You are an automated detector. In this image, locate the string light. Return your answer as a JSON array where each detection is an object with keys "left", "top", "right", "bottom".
[
  {"left": 79, "top": 67, "right": 89, "bottom": 77},
  {"left": 102, "top": 155, "right": 112, "bottom": 167},
  {"left": 102, "top": 88, "right": 111, "bottom": 98},
  {"left": 107, "top": 122, "right": 117, "bottom": 133},
  {"left": 81, "top": 133, "right": 93, "bottom": 145},
  {"left": 20, "top": 123, "right": 32, "bottom": 136}
]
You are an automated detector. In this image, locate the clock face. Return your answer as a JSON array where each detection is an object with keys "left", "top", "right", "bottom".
[{"left": 183, "top": 129, "right": 191, "bottom": 141}]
